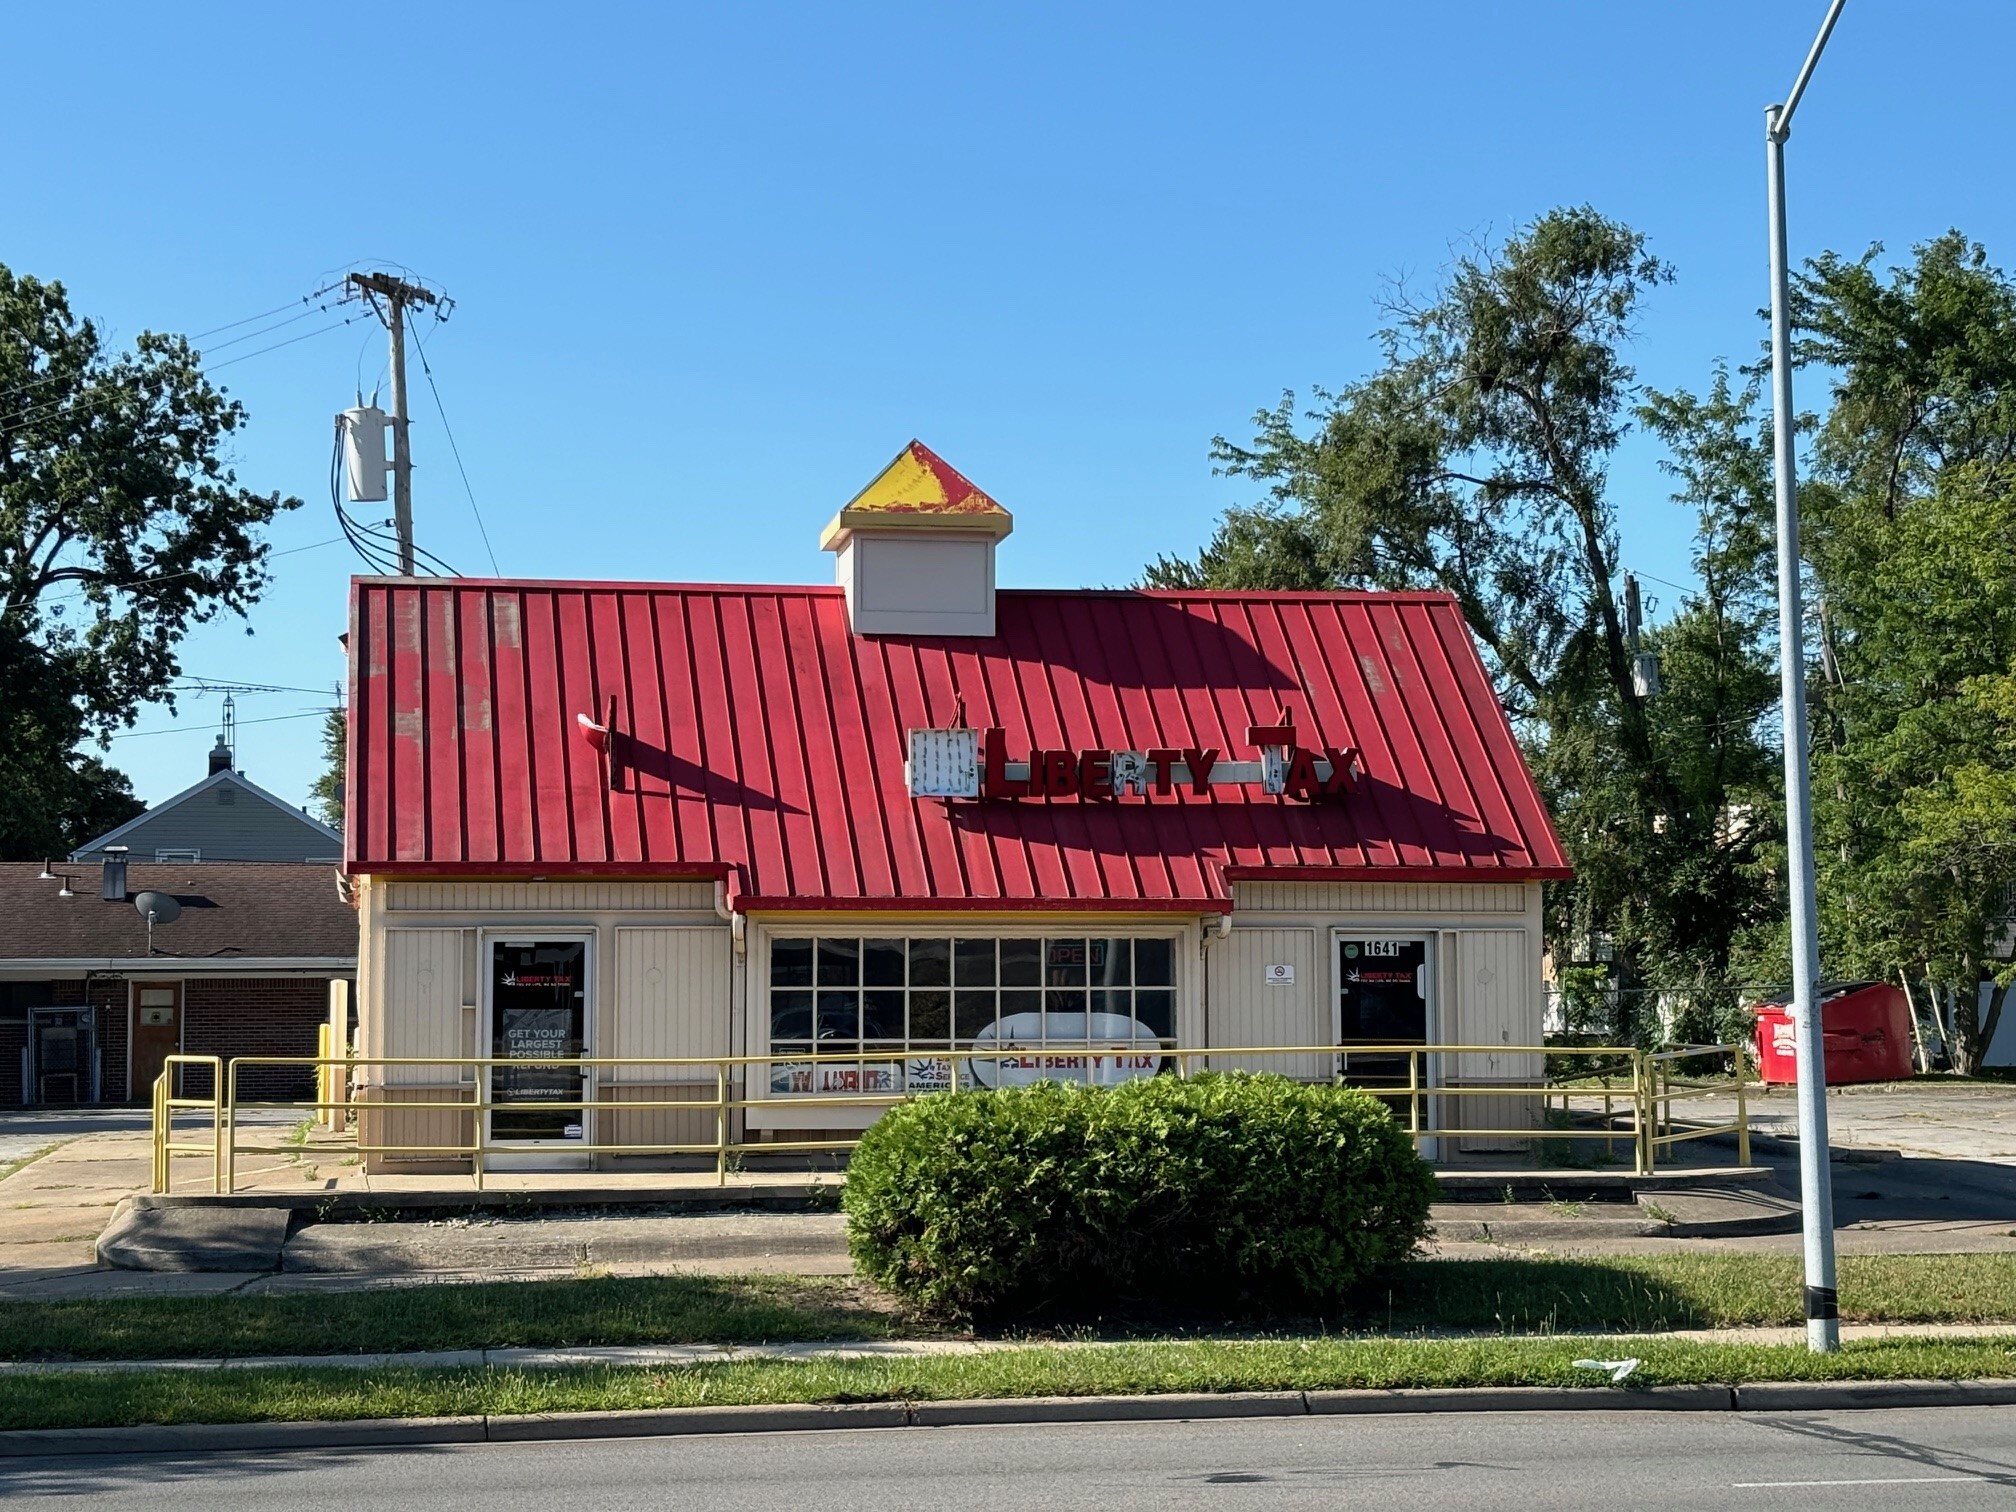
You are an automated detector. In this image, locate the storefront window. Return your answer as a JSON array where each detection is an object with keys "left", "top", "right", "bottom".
[{"left": 767, "top": 935, "right": 1177, "bottom": 1096}]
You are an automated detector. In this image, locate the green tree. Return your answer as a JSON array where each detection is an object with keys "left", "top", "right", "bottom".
[
  {"left": 309, "top": 706, "right": 346, "bottom": 829},
  {"left": 1795, "top": 234, "right": 2016, "bottom": 1070},
  {"left": 0, "top": 265, "right": 299, "bottom": 857},
  {"left": 0, "top": 625, "right": 144, "bottom": 858},
  {"left": 1149, "top": 210, "right": 1783, "bottom": 1038}
]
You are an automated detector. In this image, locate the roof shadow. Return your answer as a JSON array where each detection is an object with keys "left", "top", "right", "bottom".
[{"left": 610, "top": 733, "right": 804, "bottom": 815}]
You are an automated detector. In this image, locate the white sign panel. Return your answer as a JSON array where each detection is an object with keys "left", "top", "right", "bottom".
[
  {"left": 968, "top": 1012, "right": 1165, "bottom": 1088},
  {"left": 905, "top": 728, "right": 980, "bottom": 798},
  {"left": 1264, "top": 963, "right": 1295, "bottom": 987}
]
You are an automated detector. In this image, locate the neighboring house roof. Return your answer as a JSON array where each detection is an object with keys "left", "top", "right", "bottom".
[
  {"left": 71, "top": 769, "right": 342, "bottom": 863},
  {"left": 0, "top": 862, "right": 357, "bottom": 967},
  {"left": 347, "top": 578, "right": 1570, "bottom": 909}
]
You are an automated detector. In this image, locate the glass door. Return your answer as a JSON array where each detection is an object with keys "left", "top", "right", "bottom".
[{"left": 487, "top": 938, "right": 590, "bottom": 1148}]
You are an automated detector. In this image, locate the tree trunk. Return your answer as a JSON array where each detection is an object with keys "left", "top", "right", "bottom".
[
  {"left": 1898, "top": 970, "right": 1931, "bottom": 1075},
  {"left": 1951, "top": 979, "right": 1982, "bottom": 1076}
]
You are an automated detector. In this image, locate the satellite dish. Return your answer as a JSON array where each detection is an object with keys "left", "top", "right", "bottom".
[{"left": 133, "top": 891, "right": 181, "bottom": 926}]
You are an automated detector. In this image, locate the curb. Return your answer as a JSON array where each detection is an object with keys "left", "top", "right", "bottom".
[
  {"left": 8, "top": 1378, "right": 2016, "bottom": 1458},
  {"left": 127, "top": 1187, "right": 840, "bottom": 1217}
]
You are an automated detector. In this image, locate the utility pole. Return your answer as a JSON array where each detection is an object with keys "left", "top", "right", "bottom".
[
  {"left": 345, "top": 272, "right": 440, "bottom": 576},
  {"left": 1765, "top": 0, "right": 1848, "bottom": 1354}
]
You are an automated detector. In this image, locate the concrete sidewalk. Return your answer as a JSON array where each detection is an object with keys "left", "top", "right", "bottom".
[{"left": 7, "top": 1092, "right": 2016, "bottom": 1303}]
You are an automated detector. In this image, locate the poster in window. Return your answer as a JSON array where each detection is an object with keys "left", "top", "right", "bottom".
[{"left": 490, "top": 939, "right": 587, "bottom": 1142}]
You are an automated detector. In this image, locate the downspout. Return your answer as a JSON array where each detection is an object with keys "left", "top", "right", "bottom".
[
  {"left": 1199, "top": 911, "right": 1232, "bottom": 1052},
  {"left": 714, "top": 878, "right": 746, "bottom": 957}
]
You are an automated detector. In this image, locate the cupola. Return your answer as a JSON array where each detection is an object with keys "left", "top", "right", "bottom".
[{"left": 820, "top": 441, "right": 1012, "bottom": 636}]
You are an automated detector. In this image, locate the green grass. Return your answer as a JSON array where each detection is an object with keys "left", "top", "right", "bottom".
[
  {"left": 7, "top": 1335, "right": 2016, "bottom": 1433},
  {"left": 0, "top": 1144, "right": 60, "bottom": 1185},
  {"left": 0, "top": 1274, "right": 918, "bottom": 1363},
  {"left": 5, "top": 1253, "right": 2016, "bottom": 1363},
  {"left": 1365, "top": 1252, "right": 2016, "bottom": 1335}
]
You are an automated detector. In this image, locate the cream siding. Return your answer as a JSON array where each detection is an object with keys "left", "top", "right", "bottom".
[
  {"left": 1205, "top": 927, "right": 1324, "bottom": 1077},
  {"left": 357, "top": 877, "right": 735, "bottom": 1167},
  {"left": 609, "top": 927, "right": 731, "bottom": 1076},
  {"left": 1445, "top": 927, "right": 1543, "bottom": 1152},
  {"left": 1232, "top": 881, "right": 1526, "bottom": 915},
  {"left": 377, "top": 928, "right": 464, "bottom": 1081},
  {"left": 353, "top": 871, "right": 1554, "bottom": 1161},
  {"left": 1209, "top": 882, "right": 1548, "bottom": 1150},
  {"left": 605, "top": 927, "right": 733, "bottom": 1156},
  {"left": 383, "top": 882, "right": 716, "bottom": 913},
  {"left": 359, "top": 926, "right": 472, "bottom": 1167},
  {"left": 1448, "top": 929, "right": 1543, "bottom": 1073}
]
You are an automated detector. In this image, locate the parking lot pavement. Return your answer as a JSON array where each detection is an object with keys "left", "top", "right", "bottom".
[{"left": 1680, "top": 1080, "right": 2016, "bottom": 1164}]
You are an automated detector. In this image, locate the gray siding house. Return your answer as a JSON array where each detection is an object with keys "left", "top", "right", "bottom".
[{"left": 71, "top": 738, "right": 341, "bottom": 864}]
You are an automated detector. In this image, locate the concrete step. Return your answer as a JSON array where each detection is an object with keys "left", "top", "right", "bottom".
[
  {"left": 1434, "top": 1166, "right": 1775, "bottom": 1200},
  {"left": 1428, "top": 1181, "right": 1801, "bottom": 1245},
  {"left": 279, "top": 1212, "right": 850, "bottom": 1275},
  {"left": 1429, "top": 1204, "right": 1662, "bottom": 1243},
  {"left": 97, "top": 1200, "right": 289, "bottom": 1272},
  {"left": 1634, "top": 1185, "right": 1802, "bottom": 1239}
]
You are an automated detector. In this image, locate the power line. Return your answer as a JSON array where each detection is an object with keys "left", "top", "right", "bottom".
[
  {"left": 189, "top": 282, "right": 344, "bottom": 340},
  {"left": 0, "top": 310, "right": 368, "bottom": 443},
  {"left": 0, "top": 280, "right": 346, "bottom": 408},
  {"left": 204, "top": 315, "right": 369, "bottom": 373},
  {"left": 173, "top": 677, "right": 338, "bottom": 697},
  {"left": 1625, "top": 566, "right": 1698, "bottom": 597},
  {"left": 411, "top": 320, "right": 500, "bottom": 575},
  {"left": 330, "top": 420, "right": 402, "bottom": 574},
  {"left": 25, "top": 535, "right": 349, "bottom": 607},
  {"left": 329, "top": 411, "right": 463, "bottom": 578},
  {"left": 195, "top": 301, "right": 337, "bottom": 355},
  {"left": 104, "top": 707, "right": 336, "bottom": 741}
]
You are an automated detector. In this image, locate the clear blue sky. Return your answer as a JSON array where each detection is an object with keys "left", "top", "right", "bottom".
[{"left": 8, "top": 1, "right": 2012, "bottom": 812}]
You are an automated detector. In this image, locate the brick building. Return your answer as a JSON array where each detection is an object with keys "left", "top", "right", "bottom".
[{"left": 0, "top": 858, "right": 356, "bottom": 1107}]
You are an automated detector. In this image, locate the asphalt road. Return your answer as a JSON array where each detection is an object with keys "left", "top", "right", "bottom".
[{"left": 7, "top": 1408, "right": 2016, "bottom": 1509}]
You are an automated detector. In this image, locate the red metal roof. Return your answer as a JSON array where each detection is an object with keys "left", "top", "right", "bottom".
[{"left": 346, "top": 580, "right": 1569, "bottom": 908}]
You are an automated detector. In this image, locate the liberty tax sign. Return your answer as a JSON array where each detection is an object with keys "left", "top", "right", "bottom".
[{"left": 967, "top": 1012, "right": 1165, "bottom": 1088}]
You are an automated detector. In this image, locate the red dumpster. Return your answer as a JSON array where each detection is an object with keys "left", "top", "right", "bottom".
[{"left": 1752, "top": 981, "right": 1913, "bottom": 1085}]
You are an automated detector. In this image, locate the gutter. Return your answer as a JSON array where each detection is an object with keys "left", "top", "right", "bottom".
[{"left": 0, "top": 958, "right": 357, "bottom": 975}]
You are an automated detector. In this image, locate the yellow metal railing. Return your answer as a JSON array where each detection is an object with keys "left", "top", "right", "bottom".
[
  {"left": 149, "top": 1041, "right": 1756, "bottom": 1194},
  {"left": 1646, "top": 1043, "right": 1752, "bottom": 1169},
  {"left": 151, "top": 1054, "right": 225, "bottom": 1194}
]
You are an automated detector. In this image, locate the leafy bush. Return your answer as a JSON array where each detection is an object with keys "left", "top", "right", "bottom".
[{"left": 842, "top": 1072, "right": 1436, "bottom": 1320}]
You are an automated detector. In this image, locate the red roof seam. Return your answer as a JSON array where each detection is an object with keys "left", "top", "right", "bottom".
[
  {"left": 1388, "top": 603, "right": 1483, "bottom": 868},
  {"left": 346, "top": 583, "right": 1568, "bottom": 898},
  {"left": 801, "top": 594, "right": 868, "bottom": 898},
  {"left": 1414, "top": 604, "right": 1526, "bottom": 869}
]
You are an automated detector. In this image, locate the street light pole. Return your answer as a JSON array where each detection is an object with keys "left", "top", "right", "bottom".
[{"left": 1766, "top": 0, "right": 1847, "bottom": 1355}]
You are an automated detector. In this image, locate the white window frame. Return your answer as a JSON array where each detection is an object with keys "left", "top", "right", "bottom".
[{"left": 749, "top": 923, "right": 1192, "bottom": 1129}]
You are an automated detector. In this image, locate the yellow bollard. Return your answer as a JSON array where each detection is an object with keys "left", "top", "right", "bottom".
[{"left": 716, "top": 1062, "right": 730, "bottom": 1187}]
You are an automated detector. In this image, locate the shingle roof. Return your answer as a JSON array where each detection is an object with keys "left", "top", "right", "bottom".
[
  {"left": 0, "top": 862, "right": 357, "bottom": 963},
  {"left": 347, "top": 579, "right": 1569, "bottom": 910}
]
